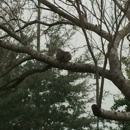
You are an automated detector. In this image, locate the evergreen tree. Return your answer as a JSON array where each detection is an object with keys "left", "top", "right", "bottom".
[
  {"left": 0, "top": 61, "right": 94, "bottom": 130},
  {"left": 0, "top": 23, "right": 94, "bottom": 129}
]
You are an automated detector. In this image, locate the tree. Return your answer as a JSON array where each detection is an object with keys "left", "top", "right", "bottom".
[
  {"left": 110, "top": 56, "right": 130, "bottom": 129},
  {"left": 0, "top": 62, "right": 94, "bottom": 129},
  {"left": 112, "top": 97, "right": 130, "bottom": 130},
  {"left": 0, "top": 17, "right": 94, "bottom": 129},
  {"left": 1, "top": 0, "right": 130, "bottom": 121}
]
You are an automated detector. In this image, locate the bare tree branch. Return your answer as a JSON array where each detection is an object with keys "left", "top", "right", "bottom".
[
  {"left": 0, "top": 56, "right": 33, "bottom": 78},
  {"left": 38, "top": 0, "right": 112, "bottom": 41},
  {"left": 0, "top": 65, "right": 52, "bottom": 91}
]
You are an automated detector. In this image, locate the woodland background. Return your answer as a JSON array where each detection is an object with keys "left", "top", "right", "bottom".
[{"left": 1, "top": 0, "right": 130, "bottom": 129}]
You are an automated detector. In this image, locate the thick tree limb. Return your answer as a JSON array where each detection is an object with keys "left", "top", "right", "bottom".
[
  {"left": 0, "top": 40, "right": 130, "bottom": 101},
  {"left": 92, "top": 104, "right": 130, "bottom": 121},
  {"left": 0, "top": 39, "right": 109, "bottom": 73},
  {"left": 109, "top": 22, "right": 130, "bottom": 72}
]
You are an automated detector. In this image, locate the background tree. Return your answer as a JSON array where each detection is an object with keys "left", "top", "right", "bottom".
[
  {"left": 0, "top": 64, "right": 94, "bottom": 129},
  {"left": 112, "top": 97, "right": 130, "bottom": 130},
  {"left": 1, "top": 0, "right": 130, "bottom": 121},
  {"left": 0, "top": 11, "right": 96, "bottom": 129}
]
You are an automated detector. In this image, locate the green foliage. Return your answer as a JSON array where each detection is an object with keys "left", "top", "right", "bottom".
[
  {"left": 112, "top": 98, "right": 130, "bottom": 111},
  {"left": 0, "top": 61, "right": 93, "bottom": 129},
  {"left": 111, "top": 97, "right": 130, "bottom": 130},
  {"left": 0, "top": 6, "right": 94, "bottom": 129}
]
